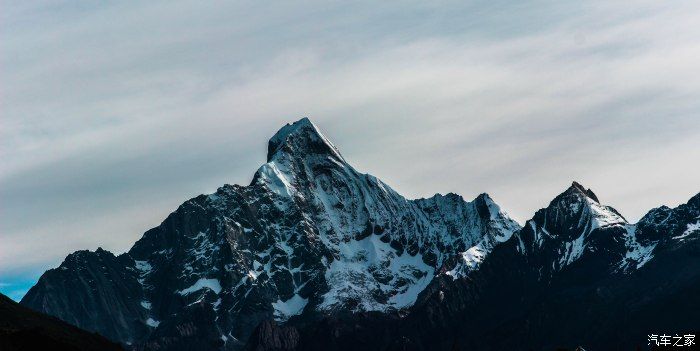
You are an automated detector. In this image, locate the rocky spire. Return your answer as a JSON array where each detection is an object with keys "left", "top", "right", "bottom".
[
  {"left": 566, "top": 181, "right": 600, "bottom": 203},
  {"left": 266, "top": 117, "right": 345, "bottom": 163}
]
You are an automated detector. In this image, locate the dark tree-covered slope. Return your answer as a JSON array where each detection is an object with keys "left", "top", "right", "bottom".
[{"left": 0, "top": 292, "right": 122, "bottom": 351}]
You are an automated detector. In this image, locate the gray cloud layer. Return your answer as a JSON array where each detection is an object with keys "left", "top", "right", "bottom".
[{"left": 1, "top": 1, "right": 699, "bottom": 288}]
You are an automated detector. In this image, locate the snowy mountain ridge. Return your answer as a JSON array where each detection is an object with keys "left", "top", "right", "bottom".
[
  {"left": 19, "top": 118, "right": 700, "bottom": 351},
  {"left": 21, "top": 118, "right": 521, "bottom": 349}
]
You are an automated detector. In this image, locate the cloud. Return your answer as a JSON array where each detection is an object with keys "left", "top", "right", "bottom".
[{"left": 1, "top": 0, "right": 699, "bottom": 286}]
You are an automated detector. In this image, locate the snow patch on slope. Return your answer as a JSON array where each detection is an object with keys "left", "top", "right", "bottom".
[
  {"left": 619, "top": 225, "right": 657, "bottom": 272},
  {"left": 272, "top": 294, "right": 308, "bottom": 322},
  {"left": 255, "top": 161, "right": 295, "bottom": 197},
  {"left": 587, "top": 198, "right": 626, "bottom": 229},
  {"left": 445, "top": 244, "right": 484, "bottom": 278},
  {"left": 673, "top": 221, "right": 700, "bottom": 240},
  {"left": 560, "top": 232, "right": 586, "bottom": 266},
  {"left": 146, "top": 318, "right": 160, "bottom": 328},
  {"left": 461, "top": 245, "right": 487, "bottom": 270},
  {"left": 178, "top": 278, "right": 222, "bottom": 295},
  {"left": 134, "top": 260, "right": 153, "bottom": 286},
  {"left": 319, "top": 235, "right": 434, "bottom": 312}
]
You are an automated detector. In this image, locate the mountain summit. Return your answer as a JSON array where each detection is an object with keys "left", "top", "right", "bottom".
[
  {"left": 567, "top": 181, "right": 600, "bottom": 202},
  {"left": 19, "top": 119, "right": 700, "bottom": 351},
  {"left": 265, "top": 117, "right": 344, "bottom": 163}
]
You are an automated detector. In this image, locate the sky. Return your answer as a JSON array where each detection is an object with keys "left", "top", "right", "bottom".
[{"left": 1, "top": 1, "right": 700, "bottom": 301}]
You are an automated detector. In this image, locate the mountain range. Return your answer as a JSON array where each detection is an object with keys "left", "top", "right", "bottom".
[{"left": 17, "top": 118, "right": 700, "bottom": 350}]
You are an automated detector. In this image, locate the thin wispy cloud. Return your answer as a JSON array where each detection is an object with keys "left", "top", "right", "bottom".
[{"left": 1, "top": 0, "right": 699, "bottom": 298}]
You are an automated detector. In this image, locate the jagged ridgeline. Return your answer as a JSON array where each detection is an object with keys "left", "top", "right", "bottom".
[{"left": 20, "top": 118, "right": 700, "bottom": 351}]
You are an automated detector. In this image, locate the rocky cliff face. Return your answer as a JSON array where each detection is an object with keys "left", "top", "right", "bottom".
[
  {"left": 20, "top": 248, "right": 149, "bottom": 344},
  {"left": 21, "top": 118, "right": 522, "bottom": 350}
]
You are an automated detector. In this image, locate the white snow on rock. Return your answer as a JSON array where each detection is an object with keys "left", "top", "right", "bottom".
[
  {"left": 134, "top": 260, "right": 153, "bottom": 286},
  {"left": 619, "top": 225, "right": 657, "bottom": 272},
  {"left": 445, "top": 197, "right": 520, "bottom": 279},
  {"left": 559, "top": 232, "right": 586, "bottom": 267},
  {"left": 145, "top": 318, "right": 160, "bottom": 327},
  {"left": 386, "top": 252, "right": 434, "bottom": 308},
  {"left": 178, "top": 278, "right": 222, "bottom": 295},
  {"left": 446, "top": 244, "right": 488, "bottom": 279},
  {"left": 271, "top": 294, "right": 308, "bottom": 322},
  {"left": 587, "top": 198, "right": 626, "bottom": 229},
  {"left": 255, "top": 161, "right": 295, "bottom": 197},
  {"left": 461, "top": 245, "right": 487, "bottom": 270},
  {"left": 673, "top": 221, "right": 700, "bottom": 240},
  {"left": 513, "top": 184, "right": 631, "bottom": 272},
  {"left": 134, "top": 260, "right": 152, "bottom": 273},
  {"left": 319, "top": 235, "right": 435, "bottom": 312},
  {"left": 247, "top": 270, "right": 259, "bottom": 280}
]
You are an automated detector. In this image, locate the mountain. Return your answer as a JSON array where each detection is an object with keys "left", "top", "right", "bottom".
[
  {"left": 252, "top": 182, "right": 700, "bottom": 350},
  {"left": 21, "top": 118, "right": 521, "bottom": 350},
  {"left": 18, "top": 118, "right": 700, "bottom": 350},
  {"left": 0, "top": 292, "right": 122, "bottom": 351}
]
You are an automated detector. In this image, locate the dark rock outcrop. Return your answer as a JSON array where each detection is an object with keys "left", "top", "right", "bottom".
[
  {"left": 0, "top": 292, "right": 122, "bottom": 351},
  {"left": 245, "top": 320, "right": 299, "bottom": 351},
  {"left": 20, "top": 248, "right": 148, "bottom": 343}
]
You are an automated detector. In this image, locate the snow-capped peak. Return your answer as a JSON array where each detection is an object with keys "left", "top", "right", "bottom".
[
  {"left": 252, "top": 118, "right": 350, "bottom": 197},
  {"left": 566, "top": 181, "right": 600, "bottom": 203},
  {"left": 546, "top": 181, "right": 627, "bottom": 234},
  {"left": 511, "top": 182, "right": 630, "bottom": 274},
  {"left": 266, "top": 117, "right": 345, "bottom": 163}
]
